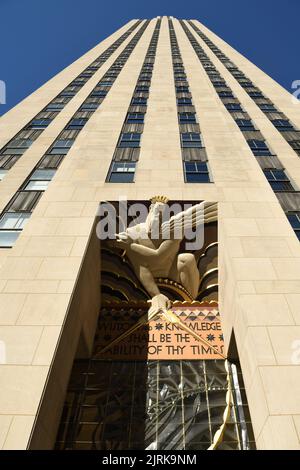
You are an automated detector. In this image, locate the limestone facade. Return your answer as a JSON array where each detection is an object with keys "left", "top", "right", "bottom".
[{"left": 0, "top": 16, "right": 299, "bottom": 449}]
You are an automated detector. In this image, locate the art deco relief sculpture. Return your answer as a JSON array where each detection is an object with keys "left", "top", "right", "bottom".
[
  {"left": 99, "top": 196, "right": 221, "bottom": 356},
  {"left": 113, "top": 196, "right": 217, "bottom": 318}
]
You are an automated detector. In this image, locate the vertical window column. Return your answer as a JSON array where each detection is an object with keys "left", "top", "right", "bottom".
[
  {"left": 0, "top": 21, "right": 151, "bottom": 248},
  {"left": 187, "top": 20, "right": 300, "bottom": 158},
  {"left": 107, "top": 19, "right": 161, "bottom": 183},
  {"left": 168, "top": 19, "right": 211, "bottom": 183},
  {"left": 0, "top": 20, "right": 143, "bottom": 177},
  {"left": 181, "top": 20, "right": 300, "bottom": 240}
]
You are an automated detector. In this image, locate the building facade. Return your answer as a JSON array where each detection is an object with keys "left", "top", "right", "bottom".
[{"left": 0, "top": 16, "right": 300, "bottom": 450}]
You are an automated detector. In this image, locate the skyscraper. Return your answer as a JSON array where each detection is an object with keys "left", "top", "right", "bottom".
[{"left": 0, "top": 16, "right": 300, "bottom": 450}]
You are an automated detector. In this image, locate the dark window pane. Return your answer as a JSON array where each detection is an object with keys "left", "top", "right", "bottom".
[
  {"left": 109, "top": 172, "right": 135, "bottom": 183},
  {"left": 259, "top": 104, "right": 277, "bottom": 112},
  {"left": 53, "top": 139, "right": 74, "bottom": 148},
  {"left": 287, "top": 214, "right": 300, "bottom": 229},
  {"left": 272, "top": 119, "right": 294, "bottom": 131},
  {"left": 127, "top": 113, "right": 144, "bottom": 123},
  {"left": 67, "top": 119, "right": 87, "bottom": 129},
  {"left": 236, "top": 119, "right": 255, "bottom": 130},
  {"left": 269, "top": 181, "right": 293, "bottom": 191},
  {"left": 119, "top": 133, "right": 141, "bottom": 147},
  {"left": 219, "top": 91, "right": 234, "bottom": 97},
  {"left": 263, "top": 170, "right": 274, "bottom": 180},
  {"left": 186, "top": 172, "right": 210, "bottom": 183},
  {"left": 272, "top": 170, "right": 288, "bottom": 180},
  {"left": 184, "top": 162, "right": 196, "bottom": 172},
  {"left": 28, "top": 119, "right": 51, "bottom": 129},
  {"left": 196, "top": 162, "right": 209, "bottom": 172},
  {"left": 290, "top": 140, "right": 300, "bottom": 150},
  {"left": 80, "top": 104, "right": 98, "bottom": 110},
  {"left": 225, "top": 104, "right": 242, "bottom": 111},
  {"left": 248, "top": 140, "right": 272, "bottom": 156},
  {"left": 179, "top": 113, "right": 196, "bottom": 123}
]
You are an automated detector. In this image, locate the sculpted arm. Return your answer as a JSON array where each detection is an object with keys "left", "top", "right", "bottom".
[
  {"left": 137, "top": 265, "right": 160, "bottom": 298},
  {"left": 130, "top": 239, "right": 179, "bottom": 262}
]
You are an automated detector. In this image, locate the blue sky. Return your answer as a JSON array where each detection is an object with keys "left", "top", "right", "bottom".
[{"left": 0, "top": 0, "right": 299, "bottom": 116}]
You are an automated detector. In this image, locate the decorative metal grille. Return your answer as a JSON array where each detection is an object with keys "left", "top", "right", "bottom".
[{"left": 55, "top": 358, "right": 255, "bottom": 450}]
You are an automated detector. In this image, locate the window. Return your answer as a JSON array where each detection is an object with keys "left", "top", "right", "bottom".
[
  {"left": 71, "top": 80, "right": 86, "bottom": 86},
  {"left": 1, "top": 148, "right": 23, "bottom": 156},
  {"left": 259, "top": 103, "right": 277, "bottom": 112},
  {"left": 235, "top": 119, "right": 255, "bottom": 131},
  {"left": 179, "top": 113, "right": 196, "bottom": 123},
  {"left": 137, "top": 79, "right": 151, "bottom": 86},
  {"left": 263, "top": 169, "right": 294, "bottom": 191},
  {"left": 0, "top": 212, "right": 30, "bottom": 229},
  {"left": 90, "top": 91, "right": 107, "bottom": 97},
  {"left": 118, "top": 133, "right": 141, "bottom": 148},
  {"left": 8, "top": 191, "right": 40, "bottom": 212},
  {"left": 131, "top": 97, "right": 147, "bottom": 105},
  {"left": 60, "top": 91, "right": 75, "bottom": 97},
  {"left": 28, "top": 119, "right": 51, "bottom": 129},
  {"left": 290, "top": 140, "right": 300, "bottom": 154},
  {"left": 67, "top": 118, "right": 88, "bottom": 129},
  {"left": 46, "top": 103, "right": 64, "bottom": 111},
  {"left": 126, "top": 113, "right": 144, "bottom": 124},
  {"left": 177, "top": 98, "right": 192, "bottom": 105},
  {"left": 287, "top": 213, "right": 300, "bottom": 240},
  {"left": 272, "top": 119, "right": 294, "bottom": 131},
  {"left": 49, "top": 139, "right": 74, "bottom": 154},
  {"left": 212, "top": 81, "right": 226, "bottom": 87},
  {"left": 248, "top": 91, "right": 264, "bottom": 98},
  {"left": 135, "top": 86, "right": 149, "bottom": 92},
  {"left": 80, "top": 103, "right": 98, "bottom": 111},
  {"left": 0, "top": 230, "right": 21, "bottom": 248},
  {"left": 239, "top": 81, "right": 253, "bottom": 88},
  {"left": 247, "top": 139, "right": 272, "bottom": 156},
  {"left": 5, "top": 139, "right": 32, "bottom": 149},
  {"left": 139, "top": 76, "right": 152, "bottom": 83},
  {"left": 181, "top": 133, "right": 202, "bottom": 148},
  {"left": 25, "top": 181, "right": 49, "bottom": 191},
  {"left": 218, "top": 91, "right": 234, "bottom": 98},
  {"left": 184, "top": 162, "right": 210, "bottom": 183},
  {"left": 176, "top": 86, "right": 189, "bottom": 93},
  {"left": 24, "top": 169, "right": 56, "bottom": 191},
  {"left": 2, "top": 139, "right": 32, "bottom": 155},
  {"left": 231, "top": 73, "right": 246, "bottom": 79},
  {"left": 108, "top": 162, "right": 136, "bottom": 182},
  {"left": 203, "top": 63, "right": 215, "bottom": 70},
  {"left": 207, "top": 70, "right": 219, "bottom": 76},
  {"left": 0, "top": 169, "right": 7, "bottom": 180},
  {"left": 0, "top": 212, "right": 31, "bottom": 248},
  {"left": 225, "top": 103, "right": 242, "bottom": 111}
]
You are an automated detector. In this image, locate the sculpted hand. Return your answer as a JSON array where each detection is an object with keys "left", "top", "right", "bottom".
[
  {"left": 115, "top": 231, "right": 133, "bottom": 250},
  {"left": 148, "top": 293, "right": 172, "bottom": 319},
  {"left": 116, "top": 231, "right": 132, "bottom": 242}
]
